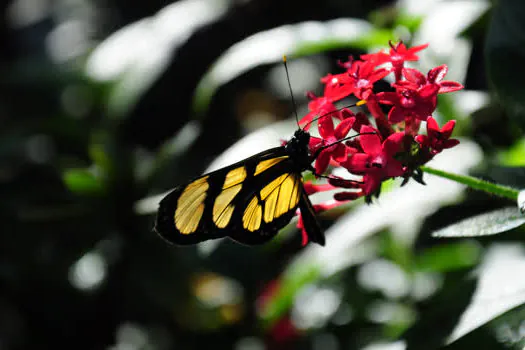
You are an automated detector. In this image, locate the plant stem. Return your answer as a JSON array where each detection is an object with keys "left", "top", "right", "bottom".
[{"left": 420, "top": 166, "right": 519, "bottom": 201}]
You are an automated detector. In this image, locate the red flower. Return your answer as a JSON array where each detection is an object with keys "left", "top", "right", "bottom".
[
  {"left": 329, "top": 59, "right": 390, "bottom": 100},
  {"left": 376, "top": 83, "right": 439, "bottom": 124},
  {"left": 347, "top": 60, "right": 390, "bottom": 100},
  {"left": 320, "top": 73, "right": 355, "bottom": 101},
  {"left": 398, "top": 65, "right": 464, "bottom": 93},
  {"left": 341, "top": 125, "right": 405, "bottom": 195},
  {"left": 415, "top": 117, "right": 459, "bottom": 154},
  {"left": 377, "top": 65, "right": 463, "bottom": 125},
  {"left": 309, "top": 116, "right": 356, "bottom": 175},
  {"left": 362, "top": 41, "right": 429, "bottom": 80},
  {"left": 299, "top": 91, "right": 337, "bottom": 130}
]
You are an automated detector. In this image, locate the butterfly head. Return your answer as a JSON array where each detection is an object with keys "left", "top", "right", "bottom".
[{"left": 286, "top": 129, "right": 313, "bottom": 171}]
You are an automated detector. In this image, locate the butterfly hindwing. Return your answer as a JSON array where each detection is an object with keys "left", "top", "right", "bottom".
[
  {"left": 228, "top": 171, "right": 303, "bottom": 245},
  {"left": 155, "top": 147, "right": 304, "bottom": 245}
]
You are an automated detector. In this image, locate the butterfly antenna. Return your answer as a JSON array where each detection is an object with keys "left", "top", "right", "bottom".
[{"left": 283, "top": 55, "right": 300, "bottom": 128}]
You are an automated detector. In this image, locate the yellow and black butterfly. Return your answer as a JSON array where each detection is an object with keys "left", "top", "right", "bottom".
[{"left": 154, "top": 128, "right": 325, "bottom": 246}]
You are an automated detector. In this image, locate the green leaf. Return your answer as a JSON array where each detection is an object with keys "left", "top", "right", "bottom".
[
  {"left": 415, "top": 241, "right": 481, "bottom": 272},
  {"left": 432, "top": 207, "right": 525, "bottom": 238},
  {"left": 63, "top": 168, "right": 104, "bottom": 195},
  {"left": 446, "top": 243, "right": 525, "bottom": 344}
]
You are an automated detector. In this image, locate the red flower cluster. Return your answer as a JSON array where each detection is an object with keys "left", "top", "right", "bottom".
[{"left": 298, "top": 41, "right": 463, "bottom": 245}]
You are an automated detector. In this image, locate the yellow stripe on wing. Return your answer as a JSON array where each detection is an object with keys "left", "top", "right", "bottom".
[
  {"left": 175, "top": 176, "right": 209, "bottom": 234},
  {"left": 254, "top": 156, "right": 288, "bottom": 176}
]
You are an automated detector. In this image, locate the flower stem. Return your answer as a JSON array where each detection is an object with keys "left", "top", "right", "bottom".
[{"left": 420, "top": 166, "right": 519, "bottom": 201}]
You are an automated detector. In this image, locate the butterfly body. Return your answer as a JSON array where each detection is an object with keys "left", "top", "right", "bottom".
[{"left": 154, "top": 129, "right": 325, "bottom": 246}]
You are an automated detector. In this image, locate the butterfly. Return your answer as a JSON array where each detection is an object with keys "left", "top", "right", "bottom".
[{"left": 154, "top": 127, "right": 326, "bottom": 246}]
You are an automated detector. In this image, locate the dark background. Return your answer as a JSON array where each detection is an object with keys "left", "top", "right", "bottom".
[{"left": 2, "top": 0, "right": 525, "bottom": 349}]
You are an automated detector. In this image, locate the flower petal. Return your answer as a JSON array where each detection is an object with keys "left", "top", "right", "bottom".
[
  {"left": 441, "top": 119, "right": 456, "bottom": 138},
  {"left": 388, "top": 106, "right": 406, "bottom": 124},
  {"left": 419, "top": 84, "right": 440, "bottom": 98},
  {"left": 332, "top": 144, "right": 347, "bottom": 162},
  {"left": 315, "top": 149, "right": 331, "bottom": 174},
  {"left": 318, "top": 116, "right": 335, "bottom": 138},
  {"left": 415, "top": 134, "right": 429, "bottom": 147},
  {"left": 362, "top": 173, "right": 382, "bottom": 195},
  {"left": 426, "top": 117, "right": 439, "bottom": 134},
  {"left": 299, "top": 111, "right": 316, "bottom": 130},
  {"left": 443, "top": 138, "right": 460, "bottom": 149},
  {"left": 334, "top": 117, "right": 355, "bottom": 139},
  {"left": 385, "top": 159, "right": 405, "bottom": 177},
  {"left": 376, "top": 91, "right": 398, "bottom": 105},
  {"left": 382, "top": 132, "right": 404, "bottom": 156},
  {"left": 359, "top": 125, "right": 382, "bottom": 154},
  {"left": 338, "top": 108, "right": 355, "bottom": 121},
  {"left": 329, "top": 177, "right": 361, "bottom": 188},
  {"left": 403, "top": 67, "right": 426, "bottom": 85},
  {"left": 369, "top": 68, "right": 391, "bottom": 83},
  {"left": 309, "top": 136, "right": 323, "bottom": 151},
  {"left": 427, "top": 64, "right": 448, "bottom": 83},
  {"left": 438, "top": 81, "right": 464, "bottom": 93},
  {"left": 403, "top": 43, "right": 429, "bottom": 59},
  {"left": 334, "top": 191, "right": 362, "bottom": 201},
  {"left": 343, "top": 153, "right": 369, "bottom": 173}
]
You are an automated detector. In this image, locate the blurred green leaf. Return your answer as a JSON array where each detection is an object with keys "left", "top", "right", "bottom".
[
  {"left": 89, "top": 140, "right": 112, "bottom": 177},
  {"left": 394, "top": 11, "right": 424, "bottom": 33},
  {"left": 488, "top": 303, "right": 525, "bottom": 349},
  {"left": 432, "top": 207, "right": 525, "bottom": 238},
  {"left": 63, "top": 168, "right": 104, "bottom": 195},
  {"left": 498, "top": 138, "right": 525, "bottom": 166},
  {"left": 258, "top": 264, "right": 321, "bottom": 328},
  {"left": 380, "top": 232, "right": 413, "bottom": 271},
  {"left": 193, "top": 19, "right": 395, "bottom": 116},
  {"left": 415, "top": 241, "right": 481, "bottom": 272}
]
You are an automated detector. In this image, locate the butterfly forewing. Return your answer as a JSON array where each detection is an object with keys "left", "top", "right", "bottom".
[{"left": 155, "top": 147, "right": 306, "bottom": 245}]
